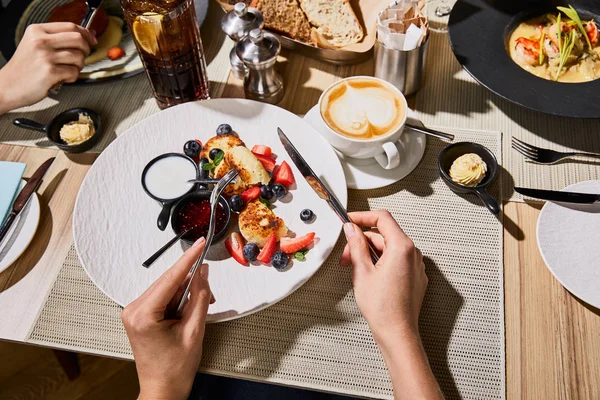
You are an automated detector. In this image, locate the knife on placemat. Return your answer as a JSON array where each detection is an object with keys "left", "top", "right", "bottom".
[
  {"left": 0, "top": 158, "right": 55, "bottom": 244},
  {"left": 277, "top": 128, "right": 379, "bottom": 263},
  {"left": 515, "top": 187, "right": 600, "bottom": 204}
]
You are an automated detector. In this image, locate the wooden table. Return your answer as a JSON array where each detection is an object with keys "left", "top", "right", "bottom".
[{"left": 1, "top": 51, "right": 599, "bottom": 400}]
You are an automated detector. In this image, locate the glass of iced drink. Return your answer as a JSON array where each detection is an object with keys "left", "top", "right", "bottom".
[{"left": 121, "top": 0, "right": 210, "bottom": 109}]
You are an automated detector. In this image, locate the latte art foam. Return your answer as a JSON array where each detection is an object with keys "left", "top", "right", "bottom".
[{"left": 320, "top": 78, "right": 405, "bottom": 140}]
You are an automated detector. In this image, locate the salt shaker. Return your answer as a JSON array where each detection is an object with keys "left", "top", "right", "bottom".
[
  {"left": 236, "top": 28, "right": 284, "bottom": 104},
  {"left": 221, "top": 2, "right": 264, "bottom": 79}
]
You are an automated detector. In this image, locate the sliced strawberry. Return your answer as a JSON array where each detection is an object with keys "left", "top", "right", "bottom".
[
  {"left": 107, "top": 46, "right": 125, "bottom": 61},
  {"left": 280, "top": 232, "right": 315, "bottom": 254},
  {"left": 251, "top": 145, "right": 272, "bottom": 157},
  {"left": 241, "top": 187, "right": 261, "bottom": 203},
  {"left": 257, "top": 232, "right": 277, "bottom": 263},
  {"left": 253, "top": 153, "right": 276, "bottom": 172},
  {"left": 274, "top": 161, "right": 295, "bottom": 187},
  {"left": 225, "top": 232, "right": 247, "bottom": 265}
]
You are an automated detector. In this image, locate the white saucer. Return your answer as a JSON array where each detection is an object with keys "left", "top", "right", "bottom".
[
  {"left": 303, "top": 105, "right": 426, "bottom": 190},
  {"left": 537, "top": 180, "right": 600, "bottom": 308},
  {"left": 0, "top": 180, "right": 41, "bottom": 273}
]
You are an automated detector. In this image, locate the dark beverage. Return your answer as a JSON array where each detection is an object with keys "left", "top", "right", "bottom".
[{"left": 121, "top": 0, "right": 210, "bottom": 109}]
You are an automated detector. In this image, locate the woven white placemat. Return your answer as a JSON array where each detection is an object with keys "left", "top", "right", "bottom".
[
  {"left": 415, "top": 29, "right": 600, "bottom": 202},
  {"left": 0, "top": 1, "right": 231, "bottom": 152},
  {"left": 28, "top": 127, "right": 505, "bottom": 400}
]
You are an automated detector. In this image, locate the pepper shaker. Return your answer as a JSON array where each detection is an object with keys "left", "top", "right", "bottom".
[
  {"left": 236, "top": 29, "right": 284, "bottom": 104},
  {"left": 221, "top": 2, "right": 264, "bottom": 79}
]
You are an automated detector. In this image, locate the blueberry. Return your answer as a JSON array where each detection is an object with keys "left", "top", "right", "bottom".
[
  {"left": 183, "top": 140, "right": 201, "bottom": 160},
  {"left": 209, "top": 148, "right": 222, "bottom": 160},
  {"left": 272, "top": 183, "right": 287, "bottom": 199},
  {"left": 260, "top": 185, "right": 274, "bottom": 200},
  {"left": 243, "top": 243, "right": 260, "bottom": 262},
  {"left": 229, "top": 195, "right": 244, "bottom": 212},
  {"left": 216, "top": 124, "right": 233, "bottom": 136},
  {"left": 271, "top": 250, "right": 289, "bottom": 271},
  {"left": 300, "top": 209, "right": 315, "bottom": 222}
]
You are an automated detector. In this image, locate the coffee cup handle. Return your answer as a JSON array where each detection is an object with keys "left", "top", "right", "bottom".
[{"left": 374, "top": 142, "right": 400, "bottom": 170}]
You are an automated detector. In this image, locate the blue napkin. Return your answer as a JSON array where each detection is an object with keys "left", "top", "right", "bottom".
[{"left": 0, "top": 161, "right": 26, "bottom": 226}]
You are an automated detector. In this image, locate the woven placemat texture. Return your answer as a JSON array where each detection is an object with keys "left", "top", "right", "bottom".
[
  {"left": 29, "top": 128, "right": 504, "bottom": 400},
  {"left": 415, "top": 30, "right": 600, "bottom": 201},
  {"left": 0, "top": 1, "right": 231, "bottom": 152}
]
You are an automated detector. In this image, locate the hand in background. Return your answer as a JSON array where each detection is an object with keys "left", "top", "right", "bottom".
[
  {"left": 340, "top": 210, "right": 427, "bottom": 343},
  {"left": 122, "top": 238, "right": 212, "bottom": 400},
  {"left": 0, "top": 22, "right": 97, "bottom": 114}
]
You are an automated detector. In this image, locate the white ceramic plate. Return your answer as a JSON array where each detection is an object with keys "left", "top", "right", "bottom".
[
  {"left": 304, "top": 105, "right": 426, "bottom": 190},
  {"left": 537, "top": 180, "right": 600, "bottom": 308},
  {"left": 0, "top": 180, "right": 40, "bottom": 273},
  {"left": 73, "top": 99, "right": 348, "bottom": 322}
]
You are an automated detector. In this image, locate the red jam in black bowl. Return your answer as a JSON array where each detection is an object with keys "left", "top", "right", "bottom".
[{"left": 173, "top": 198, "right": 229, "bottom": 242}]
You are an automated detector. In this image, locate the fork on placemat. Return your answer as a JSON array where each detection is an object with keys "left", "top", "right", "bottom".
[{"left": 511, "top": 137, "right": 600, "bottom": 164}]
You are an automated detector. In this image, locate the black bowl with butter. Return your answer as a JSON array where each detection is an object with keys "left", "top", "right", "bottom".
[
  {"left": 438, "top": 142, "right": 500, "bottom": 215},
  {"left": 13, "top": 107, "right": 102, "bottom": 153}
]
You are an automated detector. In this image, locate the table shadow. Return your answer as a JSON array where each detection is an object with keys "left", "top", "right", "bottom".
[
  {"left": 200, "top": 242, "right": 356, "bottom": 388},
  {"left": 420, "top": 256, "right": 463, "bottom": 400},
  {"left": 0, "top": 169, "right": 65, "bottom": 292}
]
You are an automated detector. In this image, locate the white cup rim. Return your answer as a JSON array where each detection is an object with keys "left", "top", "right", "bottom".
[{"left": 317, "top": 75, "right": 408, "bottom": 144}]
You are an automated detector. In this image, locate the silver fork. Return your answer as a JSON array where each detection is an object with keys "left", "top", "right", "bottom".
[
  {"left": 169, "top": 169, "right": 238, "bottom": 319},
  {"left": 511, "top": 137, "right": 600, "bottom": 164}
]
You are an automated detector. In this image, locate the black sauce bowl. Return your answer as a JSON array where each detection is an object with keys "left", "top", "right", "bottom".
[
  {"left": 170, "top": 190, "right": 232, "bottom": 246},
  {"left": 13, "top": 108, "right": 102, "bottom": 153},
  {"left": 141, "top": 153, "right": 200, "bottom": 231},
  {"left": 438, "top": 142, "right": 500, "bottom": 215}
]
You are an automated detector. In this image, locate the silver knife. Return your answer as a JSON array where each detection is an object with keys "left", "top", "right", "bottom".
[
  {"left": 515, "top": 187, "right": 600, "bottom": 204},
  {"left": 0, "top": 158, "right": 55, "bottom": 244},
  {"left": 277, "top": 127, "right": 379, "bottom": 263}
]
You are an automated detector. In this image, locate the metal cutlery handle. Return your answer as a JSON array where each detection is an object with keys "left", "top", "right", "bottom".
[
  {"left": 574, "top": 151, "right": 600, "bottom": 160},
  {"left": 142, "top": 228, "right": 192, "bottom": 268},
  {"left": 406, "top": 124, "right": 455, "bottom": 142},
  {"left": 328, "top": 200, "right": 379, "bottom": 264},
  {"left": 170, "top": 170, "right": 239, "bottom": 319}
]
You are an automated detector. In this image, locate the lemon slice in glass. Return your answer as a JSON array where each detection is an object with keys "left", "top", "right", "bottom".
[{"left": 132, "top": 12, "right": 163, "bottom": 56}]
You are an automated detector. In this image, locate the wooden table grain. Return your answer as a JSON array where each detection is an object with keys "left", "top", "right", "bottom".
[{"left": 1, "top": 54, "right": 599, "bottom": 399}]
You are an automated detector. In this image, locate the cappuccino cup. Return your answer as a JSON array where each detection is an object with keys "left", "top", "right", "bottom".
[{"left": 318, "top": 76, "right": 408, "bottom": 170}]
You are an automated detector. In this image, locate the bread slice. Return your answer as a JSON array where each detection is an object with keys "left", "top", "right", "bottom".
[
  {"left": 250, "top": 0, "right": 315, "bottom": 45},
  {"left": 298, "top": 0, "right": 363, "bottom": 47}
]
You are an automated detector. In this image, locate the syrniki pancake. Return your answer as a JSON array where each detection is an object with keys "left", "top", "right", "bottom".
[
  {"left": 238, "top": 199, "right": 288, "bottom": 247},
  {"left": 216, "top": 146, "right": 271, "bottom": 196},
  {"left": 200, "top": 134, "right": 245, "bottom": 178}
]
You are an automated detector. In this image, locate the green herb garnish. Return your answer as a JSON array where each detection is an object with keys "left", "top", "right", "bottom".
[
  {"left": 555, "top": 29, "right": 577, "bottom": 81},
  {"left": 259, "top": 197, "right": 270, "bottom": 208},
  {"left": 557, "top": 5, "right": 592, "bottom": 50},
  {"left": 293, "top": 249, "right": 309, "bottom": 262},
  {"left": 201, "top": 150, "right": 224, "bottom": 170}
]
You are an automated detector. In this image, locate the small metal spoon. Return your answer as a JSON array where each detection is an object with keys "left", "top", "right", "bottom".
[
  {"left": 142, "top": 227, "right": 193, "bottom": 268},
  {"left": 406, "top": 123, "right": 455, "bottom": 142}
]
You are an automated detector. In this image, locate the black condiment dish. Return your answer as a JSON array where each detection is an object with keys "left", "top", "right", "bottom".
[
  {"left": 170, "top": 191, "right": 232, "bottom": 246},
  {"left": 438, "top": 142, "right": 500, "bottom": 215},
  {"left": 141, "top": 153, "right": 200, "bottom": 231},
  {"left": 170, "top": 157, "right": 231, "bottom": 246},
  {"left": 13, "top": 108, "right": 102, "bottom": 153}
]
